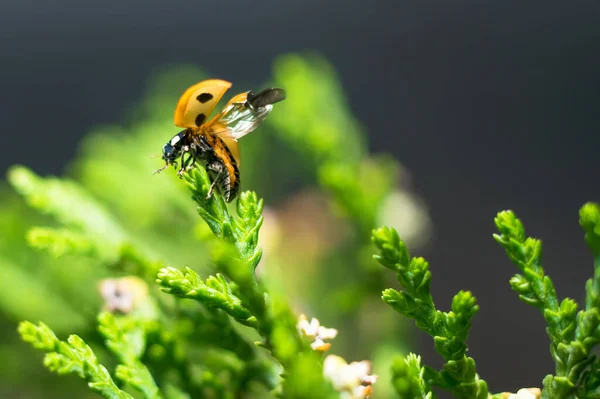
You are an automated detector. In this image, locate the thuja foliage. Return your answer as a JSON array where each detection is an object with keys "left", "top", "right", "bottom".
[
  {"left": 494, "top": 205, "right": 600, "bottom": 398},
  {"left": 13, "top": 52, "right": 600, "bottom": 399},
  {"left": 15, "top": 164, "right": 338, "bottom": 398},
  {"left": 0, "top": 54, "right": 432, "bottom": 398},
  {"left": 22, "top": 155, "right": 600, "bottom": 398},
  {"left": 373, "top": 202, "right": 600, "bottom": 398},
  {"left": 372, "top": 227, "right": 485, "bottom": 399}
]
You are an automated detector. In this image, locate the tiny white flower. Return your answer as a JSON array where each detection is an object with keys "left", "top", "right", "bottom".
[
  {"left": 323, "top": 355, "right": 378, "bottom": 399},
  {"left": 98, "top": 276, "right": 148, "bottom": 314},
  {"left": 318, "top": 325, "right": 339, "bottom": 340},
  {"left": 310, "top": 338, "right": 331, "bottom": 351},
  {"left": 297, "top": 314, "right": 338, "bottom": 352},
  {"left": 298, "top": 314, "right": 321, "bottom": 336},
  {"left": 501, "top": 388, "right": 541, "bottom": 399},
  {"left": 351, "top": 386, "right": 373, "bottom": 399}
]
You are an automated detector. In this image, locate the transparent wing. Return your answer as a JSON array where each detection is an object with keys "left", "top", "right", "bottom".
[
  {"left": 207, "top": 88, "right": 286, "bottom": 141},
  {"left": 207, "top": 93, "right": 271, "bottom": 141}
]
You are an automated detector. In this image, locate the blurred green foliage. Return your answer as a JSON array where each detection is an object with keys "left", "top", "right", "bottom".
[{"left": 0, "top": 54, "right": 430, "bottom": 397}]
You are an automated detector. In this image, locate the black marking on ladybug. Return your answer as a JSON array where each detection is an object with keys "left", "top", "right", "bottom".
[
  {"left": 195, "top": 113, "right": 206, "bottom": 126},
  {"left": 196, "top": 93, "right": 214, "bottom": 104}
]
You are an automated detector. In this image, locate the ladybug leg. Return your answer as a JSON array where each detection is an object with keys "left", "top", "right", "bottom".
[
  {"left": 184, "top": 150, "right": 198, "bottom": 172},
  {"left": 178, "top": 144, "right": 202, "bottom": 177},
  {"left": 176, "top": 146, "right": 190, "bottom": 177},
  {"left": 206, "top": 170, "right": 223, "bottom": 199},
  {"left": 205, "top": 162, "right": 225, "bottom": 200}
]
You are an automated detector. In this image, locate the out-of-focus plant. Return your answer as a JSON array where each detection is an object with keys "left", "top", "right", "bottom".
[
  {"left": 372, "top": 202, "right": 600, "bottom": 398},
  {"left": 1, "top": 54, "right": 431, "bottom": 398},
  {"left": 261, "top": 55, "right": 432, "bottom": 397},
  {"left": 269, "top": 54, "right": 430, "bottom": 243},
  {"left": 15, "top": 163, "right": 369, "bottom": 398}
]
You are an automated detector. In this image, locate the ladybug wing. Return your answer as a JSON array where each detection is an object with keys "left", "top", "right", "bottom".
[
  {"left": 173, "top": 79, "right": 232, "bottom": 128},
  {"left": 207, "top": 87, "right": 286, "bottom": 141}
]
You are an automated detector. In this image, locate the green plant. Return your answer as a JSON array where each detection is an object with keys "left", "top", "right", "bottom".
[
  {"left": 372, "top": 226, "right": 485, "bottom": 399},
  {"left": 494, "top": 205, "right": 600, "bottom": 398},
  {"left": 17, "top": 52, "right": 598, "bottom": 399},
  {"left": 265, "top": 56, "right": 430, "bottom": 395},
  {"left": 2, "top": 54, "right": 430, "bottom": 398},
  {"left": 371, "top": 203, "right": 600, "bottom": 399},
  {"left": 14, "top": 164, "right": 339, "bottom": 398}
]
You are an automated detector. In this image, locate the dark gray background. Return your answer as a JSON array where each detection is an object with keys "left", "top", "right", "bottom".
[{"left": 2, "top": 0, "right": 600, "bottom": 395}]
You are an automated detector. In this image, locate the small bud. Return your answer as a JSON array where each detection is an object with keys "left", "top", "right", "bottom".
[
  {"left": 580, "top": 202, "right": 600, "bottom": 254},
  {"left": 494, "top": 211, "right": 525, "bottom": 243}
]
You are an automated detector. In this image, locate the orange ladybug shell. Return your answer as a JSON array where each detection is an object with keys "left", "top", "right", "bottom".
[
  {"left": 221, "top": 136, "right": 241, "bottom": 168},
  {"left": 173, "top": 79, "right": 232, "bottom": 128}
]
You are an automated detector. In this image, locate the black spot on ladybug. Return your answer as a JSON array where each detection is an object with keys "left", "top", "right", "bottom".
[
  {"left": 195, "top": 113, "right": 206, "bottom": 126},
  {"left": 196, "top": 93, "right": 213, "bottom": 103}
]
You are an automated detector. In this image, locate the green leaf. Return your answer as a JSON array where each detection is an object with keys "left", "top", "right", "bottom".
[
  {"left": 495, "top": 205, "right": 600, "bottom": 398},
  {"left": 26, "top": 227, "right": 97, "bottom": 258},
  {"left": 580, "top": 203, "right": 600, "bottom": 255},
  {"left": 372, "top": 226, "right": 410, "bottom": 271},
  {"left": 18, "top": 321, "right": 133, "bottom": 399},
  {"left": 0, "top": 256, "right": 87, "bottom": 331},
  {"left": 98, "top": 313, "right": 163, "bottom": 399},
  {"left": 373, "top": 226, "right": 488, "bottom": 399},
  {"left": 116, "top": 364, "right": 162, "bottom": 399},
  {"left": 282, "top": 352, "right": 338, "bottom": 399},
  {"left": 391, "top": 353, "right": 434, "bottom": 399},
  {"left": 8, "top": 165, "right": 126, "bottom": 246},
  {"left": 493, "top": 210, "right": 525, "bottom": 244},
  {"left": 98, "top": 312, "right": 146, "bottom": 364},
  {"left": 157, "top": 267, "right": 258, "bottom": 329}
]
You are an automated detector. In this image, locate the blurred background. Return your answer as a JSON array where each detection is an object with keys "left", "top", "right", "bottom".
[{"left": 2, "top": 0, "right": 600, "bottom": 398}]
